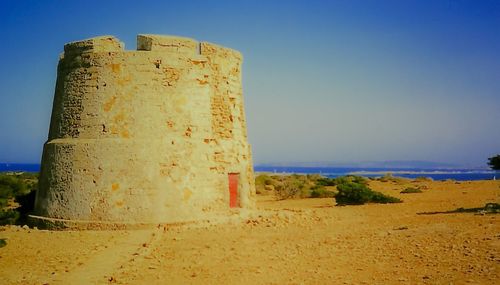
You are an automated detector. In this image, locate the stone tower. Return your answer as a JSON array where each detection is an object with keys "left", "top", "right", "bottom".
[{"left": 33, "top": 35, "right": 255, "bottom": 227}]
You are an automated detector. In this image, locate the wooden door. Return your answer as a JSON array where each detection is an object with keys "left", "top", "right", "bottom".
[{"left": 228, "top": 173, "right": 239, "bottom": 208}]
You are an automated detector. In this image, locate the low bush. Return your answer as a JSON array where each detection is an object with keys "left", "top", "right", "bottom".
[
  {"left": 255, "top": 174, "right": 396, "bottom": 202},
  {"left": 309, "top": 185, "right": 336, "bottom": 198},
  {"left": 317, "top": 175, "right": 368, "bottom": 186},
  {"left": 274, "top": 176, "right": 305, "bottom": 200},
  {"left": 377, "top": 173, "right": 392, "bottom": 182},
  {"left": 453, "top": 203, "right": 500, "bottom": 214},
  {"left": 256, "top": 174, "right": 331, "bottom": 199},
  {"left": 334, "top": 181, "right": 401, "bottom": 205},
  {"left": 0, "top": 173, "right": 38, "bottom": 225},
  {"left": 0, "top": 175, "right": 27, "bottom": 205},
  {"left": 255, "top": 174, "right": 273, "bottom": 186},
  {"left": 334, "top": 182, "right": 372, "bottom": 205},
  {"left": 0, "top": 210, "right": 19, "bottom": 226},
  {"left": 316, "top": 178, "right": 335, "bottom": 186},
  {"left": 370, "top": 192, "right": 402, "bottom": 204},
  {"left": 305, "top": 174, "right": 323, "bottom": 182},
  {"left": 348, "top": 175, "right": 369, "bottom": 185},
  {"left": 255, "top": 174, "right": 280, "bottom": 194},
  {"left": 400, "top": 187, "right": 422, "bottom": 194},
  {"left": 377, "top": 173, "right": 410, "bottom": 184},
  {"left": 414, "top": 176, "right": 433, "bottom": 182},
  {"left": 334, "top": 175, "right": 368, "bottom": 186}
]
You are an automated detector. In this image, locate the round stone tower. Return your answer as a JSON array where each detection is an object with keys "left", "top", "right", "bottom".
[{"left": 33, "top": 35, "right": 255, "bottom": 228}]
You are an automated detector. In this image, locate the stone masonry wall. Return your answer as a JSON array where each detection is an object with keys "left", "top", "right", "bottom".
[{"left": 34, "top": 35, "right": 255, "bottom": 224}]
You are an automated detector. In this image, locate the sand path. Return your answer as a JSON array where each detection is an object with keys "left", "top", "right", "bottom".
[{"left": 59, "top": 228, "right": 162, "bottom": 284}]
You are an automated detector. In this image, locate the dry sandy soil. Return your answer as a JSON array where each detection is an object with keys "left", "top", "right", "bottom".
[{"left": 0, "top": 180, "right": 498, "bottom": 284}]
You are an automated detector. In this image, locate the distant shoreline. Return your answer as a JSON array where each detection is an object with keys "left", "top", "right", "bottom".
[
  {"left": 254, "top": 166, "right": 496, "bottom": 181},
  {"left": 1, "top": 163, "right": 496, "bottom": 181}
]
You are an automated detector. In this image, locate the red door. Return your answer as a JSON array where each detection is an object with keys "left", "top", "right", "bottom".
[{"left": 228, "top": 173, "right": 239, "bottom": 208}]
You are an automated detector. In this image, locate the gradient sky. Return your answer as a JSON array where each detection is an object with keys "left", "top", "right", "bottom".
[{"left": 0, "top": 0, "right": 499, "bottom": 166}]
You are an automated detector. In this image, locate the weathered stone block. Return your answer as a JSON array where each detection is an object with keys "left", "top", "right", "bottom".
[
  {"left": 137, "top": 34, "right": 198, "bottom": 54},
  {"left": 64, "top": 36, "right": 124, "bottom": 55}
]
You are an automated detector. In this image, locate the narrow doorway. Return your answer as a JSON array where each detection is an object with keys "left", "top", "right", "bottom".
[{"left": 228, "top": 173, "right": 239, "bottom": 208}]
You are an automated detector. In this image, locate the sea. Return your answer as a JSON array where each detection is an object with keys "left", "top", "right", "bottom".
[
  {"left": 254, "top": 166, "right": 497, "bottom": 181},
  {"left": 0, "top": 163, "right": 496, "bottom": 181}
]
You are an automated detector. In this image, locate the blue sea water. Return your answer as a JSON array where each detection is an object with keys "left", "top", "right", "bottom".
[
  {"left": 1, "top": 163, "right": 496, "bottom": 181},
  {"left": 254, "top": 166, "right": 497, "bottom": 181},
  {"left": 0, "top": 163, "right": 40, "bottom": 172}
]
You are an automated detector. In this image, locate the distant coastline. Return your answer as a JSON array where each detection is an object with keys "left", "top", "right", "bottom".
[
  {"left": 1, "top": 163, "right": 495, "bottom": 181},
  {"left": 255, "top": 160, "right": 483, "bottom": 169},
  {"left": 254, "top": 166, "right": 496, "bottom": 181}
]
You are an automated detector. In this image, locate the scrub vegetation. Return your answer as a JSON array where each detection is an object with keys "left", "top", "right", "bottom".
[
  {"left": 400, "top": 187, "right": 423, "bottom": 194},
  {"left": 0, "top": 172, "right": 38, "bottom": 226},
  {"left": 255, "top": 173, "right": 401, "bottom": 205}
]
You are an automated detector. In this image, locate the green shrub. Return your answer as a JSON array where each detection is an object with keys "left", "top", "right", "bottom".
[
  {"left": 255, "top": 174, "right": 386, "bottom": 201},
  {"left": 255, "top": 174, "right": 272, "bottom": 186},
  {"left": 306, "top": 174, "right": 323, "bottom": 182},
  {"left": 0, "top": 173, "right": 37, "bottom": 198},
  {"left": 414, "top": 176, "right": 433, "bottom": 182},
  {"left": 377, "top": 173, "right": 410, "bottom": 184},
  {"left": 334, "top": 181, "right": 401, "bottom": 205},
  {"left": 274, "top": 176, "right": 305, "bottom": 200},
  {"left": 484, "top": 203, "right": 500, "bottom": 212},
  {"left": 334, "top": 182, "right": 373, "bottom": 205},
  {"left": 316, "top": 178, "right": 335, "bottom": 186},
  {"left": 0, "top": 173, "right": 38, "bottom": 225},
  {"left": 350, "top": 175, "right": 369, "bottom": 185},
  {"left": 370, "top": 192, "right": 402, "bottom": 204},
  {"left": 0, "top": 238, "right": 6, "bottom": 248},
  {"left": 0, "top": 209, "right": 19, "bottom": 226},
  {"left": 419, "top": 203, "right": 500, "bottom": 215},
  {"left": 299, "top": 188, "right": 312, "bottom": 198},
  {"left": 310, "top": 185, "right": 336, "bottom": 198},
  {"left": 334, "top": 175, "right": 368, "bottom": 185},
  {"left": 0, "top": 175, "right": 27, "bottom": 207},
  {"left": 400, "top": 187, "right": 423, "bottom": 194},
  {"left": 377, "top": 173, "right": 391, "bottom": 182},
  {"left": 255, "top": 174, "right": 279, "bottom": 194},
  {"left": 316, "top": 175, "right": 368, "bottom": 187}
]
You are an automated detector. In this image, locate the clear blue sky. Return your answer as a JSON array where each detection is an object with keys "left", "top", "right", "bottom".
[{"left": 0, "top": 0, "right": 499, "bottom": 167}]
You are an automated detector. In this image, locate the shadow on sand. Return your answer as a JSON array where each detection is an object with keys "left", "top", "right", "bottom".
[{"left": 418, "top": 203, "right": 499, "bottom": 215}]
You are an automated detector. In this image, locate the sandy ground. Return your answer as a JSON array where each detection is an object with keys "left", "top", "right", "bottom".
[{"left": 0, "top": 180, "right": 498, "bottom": 284}]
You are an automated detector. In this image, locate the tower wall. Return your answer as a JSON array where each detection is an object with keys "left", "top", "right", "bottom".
[{"left": 34, "top": 35, "right": 255, "bottom": 224}]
